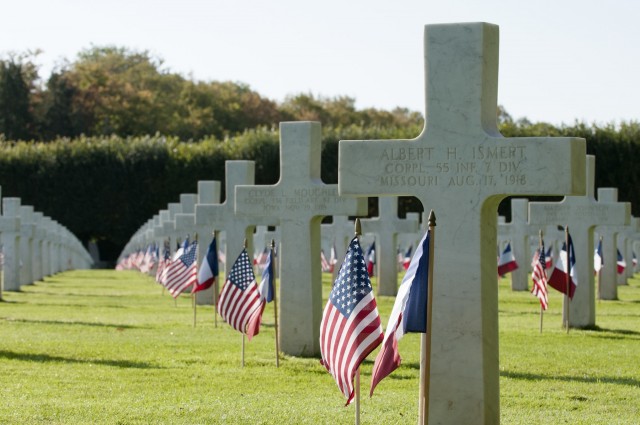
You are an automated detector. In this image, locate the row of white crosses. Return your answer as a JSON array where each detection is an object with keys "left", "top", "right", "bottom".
[
  {"left": 117, "top": 21, "right": 637, "bottom": 424},
  {"left": 0, "top": 190, "right": 93, "bottom": 298},
  {"left": 497, "top": 156, "right": 638, "bottom": 306},
  {"left": 121, "top": 126, "right": 420, "bottom": 358}
]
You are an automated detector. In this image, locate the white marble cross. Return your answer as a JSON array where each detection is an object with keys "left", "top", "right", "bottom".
[
  {"left": 195, "top": 161, "right": 278, "bottom": 303},
  {"left": 236, "top": 121, "right": 367, "bottom": 356},
  {"left": 360, "top": 197, "right": 418, "bottom": 295},
  {"left": 323, "top": 215, "right": 355, "bottom": 281},
  {"left": 612, "top": 217, "right": 639, "bottom": 285},
  {"left": 338, "top": 23, "right": 586, "bottom": 424},
  {"left": 19, "top": 205, "right": 35, "bottom": 286},
  {"left": 594, "top": 188, "right": 631, "bottom": 300},
  {"left": 529, "top": 156, "right": 629, "bottom": 327},
  {"left": 193, "top": 180, "right": 221, "bottom": 305},
  {"left": 1, "top": 198, "right": 22, "bottom": 291},
  {"left": 498, "top": 198, "right": 554, "bottom": 291}
]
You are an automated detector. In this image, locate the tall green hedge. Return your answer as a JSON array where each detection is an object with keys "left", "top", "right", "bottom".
[{"left": 0, "top": 121, "right": 637, "bottom": 262}]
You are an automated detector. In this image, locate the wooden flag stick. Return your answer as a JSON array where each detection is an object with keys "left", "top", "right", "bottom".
[
  {"left": 242, "top": 331, "right": 246, "bottom": 368},
  {"left": 241, "top": 238, "right": 248, "bottom": 367},
  {"left": 193, "top": 234, "right": 198, "bottom": 328},
  {"left": 354, "top": 219, "right": 362, "bottom": 425},
  {"left": 565, "top": 226, "right": 570, "bottom": 333},
  {"left": 271, "top": 239, "right": 280, "bottom": 368},
  {"left": 162, "top": 239, "right": 168, "bottom": 296},
  {"left": 419, "top": 210, "right": 436, "bottom": 425},
  {"left": 538, "top": 229, "right": 544, "bottom": 334},
  {"left": 214, "top": 279, "right": 218, "bottom": 328},
  {"left": 355, "top": 367, "right": 361, "bottom": 425},
  {"left": 192, "top": 292, "right": 196, "bottom": 328},
  {"left": 213, "top": 230, "right": 219, "bottom": 328}
]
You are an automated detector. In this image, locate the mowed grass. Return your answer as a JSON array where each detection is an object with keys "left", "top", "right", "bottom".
[{"left": 0, "top": 270, "right": 639, "bottom": 424}]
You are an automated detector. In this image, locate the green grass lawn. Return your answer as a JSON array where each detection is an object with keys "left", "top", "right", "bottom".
[{"left": 1, "top": 270, "right": 639, "bottom": 424}]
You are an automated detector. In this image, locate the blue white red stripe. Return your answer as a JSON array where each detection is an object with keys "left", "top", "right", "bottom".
[{"left": 370, "top": 229, "right": 430, "bottom": 396}]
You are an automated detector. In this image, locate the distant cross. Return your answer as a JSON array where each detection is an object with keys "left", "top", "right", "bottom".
[
  {"left": 236, "top": 122, "right": 367, "bottom": 356},
  {"left": 360, "top": 197, "right": 418, "bottom": 295},
  {"left": 529, "top": 156, "right": 630, "bottom": 326}
]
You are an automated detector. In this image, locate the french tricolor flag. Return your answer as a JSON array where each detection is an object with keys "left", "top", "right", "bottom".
[
  {"left": 497, "top": 242, "right": 518, "bottom": 276},
  {"left": 594, "top": 239, "right": 603, "bottom": 274},
  {"left": 370, "top": 228, "right": 430, "bottom": 396},
  {"left": 617, "top": 249, "right": 626, "bottom": 274},
  {"left": 194, "top": 236, "right": 218, "bottom": 293},
  {"left": 246, "top": 247, "right": 275, "bottom": 340},
  {"left": 548, "top": 235, "right": 577, "bottom": 299}
]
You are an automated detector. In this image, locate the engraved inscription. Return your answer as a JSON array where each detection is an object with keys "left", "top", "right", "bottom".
[
  {"left": 379, "top": 145, "right": 529, "bottom": 188},
  {"left": 537, "top": 204, "right": 613, "bottom": 223},
  {"left": 240, "top": 187, "right": 347, "bottom": 214}
]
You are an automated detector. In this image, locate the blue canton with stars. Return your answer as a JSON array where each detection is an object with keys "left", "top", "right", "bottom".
[
  {"left": 180, "top": 242, "right": 197, "bottom": 267},
  {"left": 228, "top": 249, "right": 256, "bottom": 290},
  {"left": 330, "top": 237, "right": 373, "bottom": 318}
]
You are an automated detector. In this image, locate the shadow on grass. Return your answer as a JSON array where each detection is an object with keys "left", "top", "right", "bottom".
[
  {"left": 26, "top": 302, "right": 127, "bottom": 309},
  {"left": 501, "top": 370, "right": 640, "bottom": 387},
  {"left": 0, "top": 349, "right": 160, "bottom": 369},
  {"left": 26, "top": 291, "right": 126, "bottom": 298},
  {"left": 0, "top": 317, "right": 144, "bottom": 329},
  {"left": 582, "top": 325, "right": 640, "bottom": 338}
]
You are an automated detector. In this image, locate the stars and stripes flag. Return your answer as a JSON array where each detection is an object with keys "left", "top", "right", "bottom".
[
  {"left": 254, "top": 247, "right": 269, "bottom": 270},
  {"left": 370, "top": 229, "right": 430, "bottom": 396},
  {"left": 497, "top": 242, "right": 518, "bottom": 276},
  {"left": 617, "top": 249, "right": 626, "bottom": 274},
  {"left": 194, "top": 235, "right": 218, "bottom": 293},
  {"left": 321, "top": 249, "right": 332, "bottom": 273},
  {"left": 218, "top": 248, "right": 263, "bottom": 341},
  {"left": 164, "top": 240, "right": 198, "bottom": 298},
  {"left": 155, "top": 243, "right": 171, "bottom": 284},
  {"left": 531, "top": 241, "right": 549, "bottom": 310},
  {"left": 246, "top": 246, "right": 276, "bottom": 338},
  {"left": 139, "top": 244, "right": 157, "bottom": 274},
  {"left": 548, "top": 235, "right": 577, "bottom": 299},
  {"left": 594, "top": 239, "right": 603, "bottom": 274},
  {"left": 320, "top": 237, "right": 383, "bottom": 405},
  {"left": 633, "top": 251, "right": 638, "bottom": 268}
]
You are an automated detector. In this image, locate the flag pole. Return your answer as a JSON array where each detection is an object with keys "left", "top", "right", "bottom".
[
  {"left": 354, "top": 218, "right": 362, "bottom": 425},
  {"left": 162, "top": 238, "right": 169, "bottom": 296},
  {"left": 538, "top": 229, "right": 544, "bottom": 334},
  {"left": 271, "top": 239, "right": 280, "bottom": 368},
  {"left": 565, "top": 226, "right": 570, "bottom": 334},
  {"left": 192, "top": 292, "right": 196, "bottom": 327},
  {"left": 419, "top": 210, "right": 436, "bottom": 425},
  {"left": 213, "top": 230, "right": 218, "bottom": 328},
  {"left": 193, "top": 234, "right": 198, "bottom": 328},
  {"left": 242, "top": 237, "right": 248, "bottom": 368}
]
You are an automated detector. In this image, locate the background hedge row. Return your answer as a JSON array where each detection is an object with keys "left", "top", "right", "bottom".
[{"left": 0, "top": 120, "right": 638, "bottom": 263}]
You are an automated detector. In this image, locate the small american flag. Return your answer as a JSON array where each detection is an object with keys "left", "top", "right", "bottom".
[
  {"left": 531, "top": 241, "right": 549, "bottom": 310},
  {"left": 218, "top": 249, "right": 263, "bottom": 339},
  {"left": 164, "top": 241, "right": 198, "bottom": 298},
  {"left": 320, "top": 237, "right": 383, "bottom": 405}
]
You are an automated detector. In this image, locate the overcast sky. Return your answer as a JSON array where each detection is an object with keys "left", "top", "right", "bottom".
[{"left": 2, "top": 0, "right": 639, "bottom": 126}]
